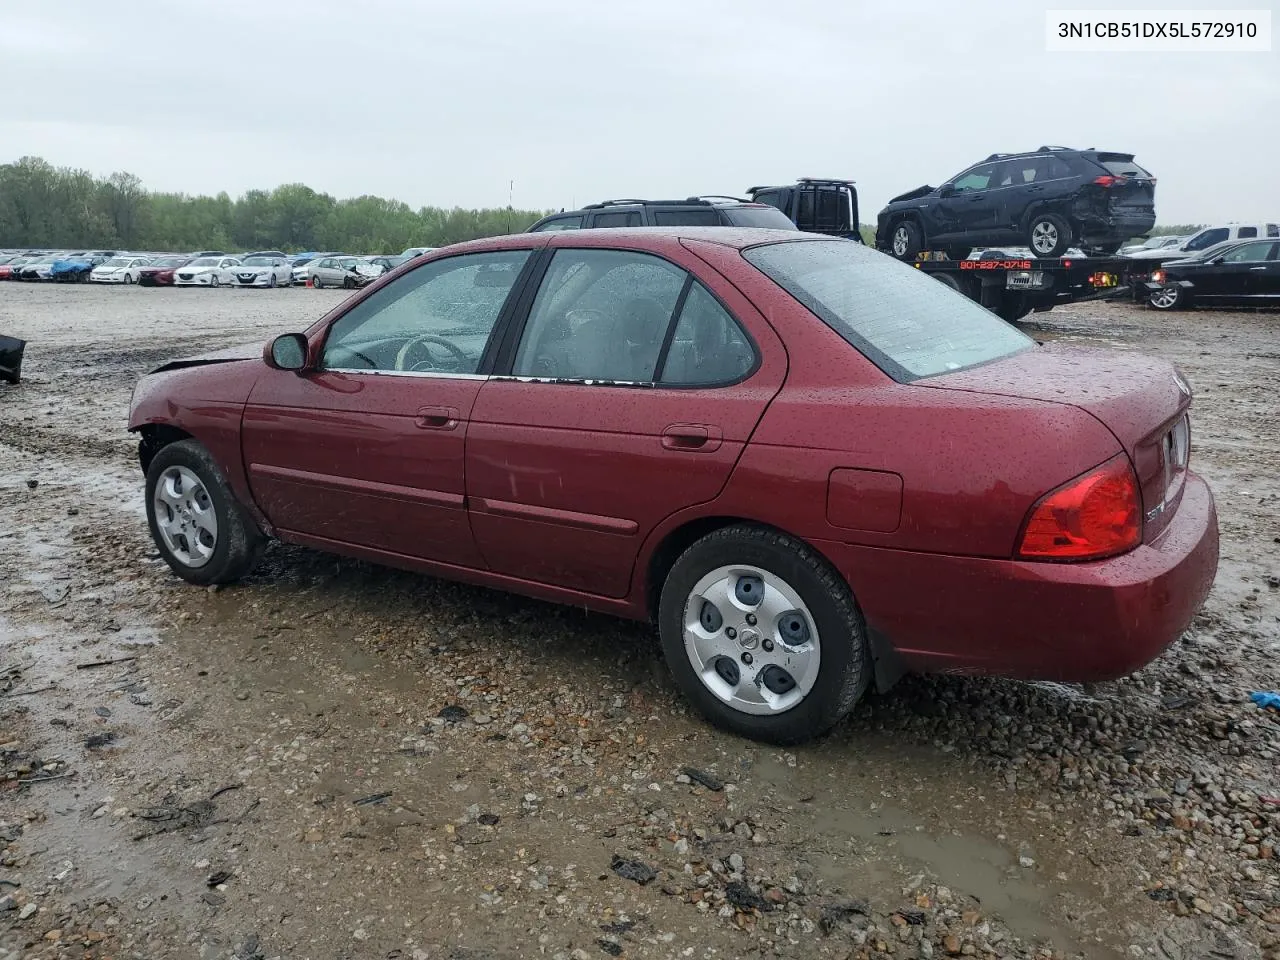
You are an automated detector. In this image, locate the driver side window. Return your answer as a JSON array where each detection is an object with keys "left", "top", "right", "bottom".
[
  {"left": 321, "top": 250, "right": 530, "bottom": 374},
  {"left": 953, "top": 165, "right": 995, "bottom": 192}
]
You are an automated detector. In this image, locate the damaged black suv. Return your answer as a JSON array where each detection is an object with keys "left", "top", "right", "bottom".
[{"left": 875, "top": 146, "right": 1156, "bottom": 260}]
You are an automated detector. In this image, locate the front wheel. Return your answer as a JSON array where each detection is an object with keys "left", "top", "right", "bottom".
[
  {"left": 658, "top": 524, "right": 871, "bottom": 744},
  {"left": 1149, "top": 285, "right": 1185, "bottom": 310},
  {"left": 1028, "top": 214, "right": 1072, "bottom": 258},
  {"left": 889, "top": 220, "right": 923, "bottom": 261},
  {"left": 268, "top": 273, "right": 278, "bottom": 288},
  {"left": 145, "top": 439, "right": 265, "bottom": 586},
  {"left": 123, "top": 274, "right": 134, "bottom": 285},
  {"left": 210, "top": 274, "right": 221, "bottom": 288}
]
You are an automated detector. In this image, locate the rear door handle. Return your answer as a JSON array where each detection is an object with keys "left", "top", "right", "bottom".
[
  {"left": 662, "top": 423, "right": 723, "bottom": 452},
  {"left": 415, "top": 405, "right": 460, "bottom": 430},
  {"left": 1249, "top": 266, "right": 1267, "bottom": 271}
]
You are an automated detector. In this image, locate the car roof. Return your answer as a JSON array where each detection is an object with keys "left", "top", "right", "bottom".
[{"left": 434, "top": 226, "right": 818, "bottom": 257}]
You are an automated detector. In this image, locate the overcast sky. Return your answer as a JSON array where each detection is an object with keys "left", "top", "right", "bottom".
[{"left": 1, "top": 0, "right": 1276, "bottom": 223}]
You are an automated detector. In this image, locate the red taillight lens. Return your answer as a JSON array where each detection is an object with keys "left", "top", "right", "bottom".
[
  {"left": 1017, "top": 454, "right": 1141, "bottom": 561},
  {"left": 1092, "top": 174, "right": 1126, "bottom": 187}
]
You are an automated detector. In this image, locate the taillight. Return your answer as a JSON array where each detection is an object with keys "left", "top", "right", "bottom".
[
  {"left": 1016, "top": 454, "right": 1141, "bottom": 561},
  {"left": 1151, "top": 269, "right": 1166, "bottom": 283},
  {"left": 1092, "top": 174, "right": 1128, "bottom": 187}
]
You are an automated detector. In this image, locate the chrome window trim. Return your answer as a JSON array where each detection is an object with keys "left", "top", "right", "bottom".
[{"left": 321, "top": 368, "right": 489, "bottom": 381}]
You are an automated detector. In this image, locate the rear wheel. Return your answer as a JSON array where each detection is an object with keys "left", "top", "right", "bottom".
[
  {"left": 1085, "top": 242, "right": 1122, "bottom": 256},
  {"left": 312, "top": 274, "right": 323, "bottom": 289},
  {"left": 1028, "top": 214, "right": 1072, "bottom": 258},
  {"left": 995, "top": 294, "right": 1033, "bottom": 322},
  {"left": 1149, "top": 285, "right": 1184, "bottom": 310},
  {"left": 890, "top": 220, "right": 923, "bottom": 261},
  {"left": 145, "top": 439, "right": 265, "bottom": 586},
  {"left": 658, "top": 524, "right": 871, "bottom": 744},
  {"left": 945, "top": 246, "right": 972, "bottom": 261}
]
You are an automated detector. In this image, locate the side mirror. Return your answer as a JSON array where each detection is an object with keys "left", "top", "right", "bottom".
[
  {"left": 265, "top": 333, "right": 309, "bottom": 371},
  {"left": 938, "top": 184, "right": 956, "bottom": 198}
]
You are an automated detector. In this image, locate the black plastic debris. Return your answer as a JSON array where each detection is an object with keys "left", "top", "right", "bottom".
[
  {"left": 681, "top": 767, "right": 725, "bottom": 792},
  {"left": 894, "top": 908, "right": 927, "bottom": 925},
  {"left": 352, "top": 791, "right": 392, "bottom": 807},
  {"left": 438, "top": 705, "right": 469, "bottom": 723},
  {"left": 1147, "top": 888, "right": 1177, "bottom": 901},
  {"left": 609, "top": 855, "right": 656, "bottom": 885},
  {"left": 598, "top": 920, "right": 635, "bottom": 935},
  {"left": 201, "top": 891, "right": 226, "bottom": 907},
  {"left": 477, "top": 813, "right": 500, "bottom": 826},
  {"left": 94, "top": 707, "right": 111, "bottom": 718},
  {"left": 84, "top": 732, "right": 116, "bottom": 749},
  {"left": 596, "top": 939, "right": 623, "bottom": 957},
  {"left": 725, "top": 881, "right": 772, "bottom": 913},
  {"left": 207, "top": 870, "right": 232, "bottom": 887},
  {"left": 819, "top": 899, "right": 870, "bottom": 934}
]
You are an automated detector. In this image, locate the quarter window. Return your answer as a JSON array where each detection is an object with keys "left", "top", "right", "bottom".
[
  {"left": 321, "top": 251, "right": 530, "bottom": 374},
  {"left": 659, "top": 283, "right": 755, "bottom": 386},
  {"left": 512, "top": 250, "right": 687, "bottom": 382}
]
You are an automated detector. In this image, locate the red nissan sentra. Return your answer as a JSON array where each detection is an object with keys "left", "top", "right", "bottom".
[{"left": 127, "top": 229, "right": 1219, "bottom": 743}]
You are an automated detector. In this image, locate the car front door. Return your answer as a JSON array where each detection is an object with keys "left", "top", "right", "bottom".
[
  {"left": 1255, "top": 241, "right": 1280, "bottom": 300},
  {"left": 1202, "top": 240, "right": 1273, "bottom": 302},
  {"left": 240, "top": 248, "right": 537, "bottom": 566},
  {"left": 465, "top": 243, "right": 787, "bottom": 597},
  {"left": 933, "top": 163, "right": 997, "bottom": 243}
]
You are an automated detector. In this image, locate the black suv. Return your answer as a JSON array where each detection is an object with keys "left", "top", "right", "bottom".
[
  {"left": 875, "top": 147, "right": 1156, "bottom": 260},
  {"left": 527, "top": 197, "right": 798, "bottom": 232}
]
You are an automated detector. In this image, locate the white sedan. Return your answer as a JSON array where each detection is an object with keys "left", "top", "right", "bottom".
[
  {"left": 89, "top": 255, "right": 152, "bottom": 284},
  {"left": 218, "top": 255, "right": 293, "bottom": 288},
  {"left": 174, "top": 256, "right": 241, "bottom": 286}
]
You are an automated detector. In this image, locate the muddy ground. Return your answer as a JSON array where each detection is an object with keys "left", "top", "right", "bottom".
[{"left": 0, "top": 283, "right": 1276, "bottom": 960}]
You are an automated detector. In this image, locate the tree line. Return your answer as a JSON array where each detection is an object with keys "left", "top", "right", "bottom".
[{"left": 0, "top": 156, "right": 550, "bottom": 254}]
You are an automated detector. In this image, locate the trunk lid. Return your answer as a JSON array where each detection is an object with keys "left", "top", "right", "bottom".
[{"left": 923, "top": 344, "right": 1192, "bottom": 542}]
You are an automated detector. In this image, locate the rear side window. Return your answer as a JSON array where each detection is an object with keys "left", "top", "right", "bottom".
[
  {"left": 653, "top": 209, "right": 720, "bottom": 227},
  {"left": 592, "top": 211, "right": 642, "bottom": 228},
  {"left": 1238, "top": 227, "right": 1258, "bottom": 239},
  {"left": 743, "top": 240, "right": 1034, "bottom": 382},
  {"left": 1222, "top": 241, "right": 1272, "bottom": 263}
]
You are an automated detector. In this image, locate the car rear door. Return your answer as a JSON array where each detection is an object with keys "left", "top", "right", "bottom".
[
  {"left": 1205, "top": 240, "right": 1273, "bottom": 302},
  {"left": 1244, "top": 240, "right": 1280, "bottom": 300},
  {"left": 465, "top": 240, "right": 787, "bottom": 597},
  {"left": 240, "top": 248, "right": 537, "bottom": 567}
]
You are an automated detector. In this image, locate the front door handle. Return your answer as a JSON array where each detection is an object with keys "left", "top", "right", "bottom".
[
  {"left": 1248, "top": 265, "right": 1267, "bottom": 271},
  {"left": 662, "top": 423, "right": 723, "bottom": 452},
  {"left": 415, "top": 405, "right": 460, "bottom": 430}
]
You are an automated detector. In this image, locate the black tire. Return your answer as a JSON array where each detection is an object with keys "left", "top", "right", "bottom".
[
  {"left": 931, "top": 272, "right": 976, "bottom": 300},
  {"left": 268, "top": 274, "right": 278, "bottom": 288},
  {"left": 995, "top": 294, "right": 1033, "bottom": 322},
  {"left": 145, "top": 439, "right": 265, "bottom": 586},
  {"left": 658, "top": 524, "right": 871, "bottom": 744},
  {"left": 889, "top": 220, "right": 923, "bottom": 261},
  {"left": 312, "top": 274, "right": 323, "bottom": 289},
  {"left": 343, "top": 276, "right": 355, "bottom": 289},
  {"left": 1027, "top": 213, "right": 1072, "bottom": 258},
  {"left": 945, "top": 246, "right": 972, "bottom": 261}
]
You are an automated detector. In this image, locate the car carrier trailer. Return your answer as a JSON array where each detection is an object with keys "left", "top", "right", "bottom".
[{"left": 747, "top": 179, "right": 1131, "bottom": 321}]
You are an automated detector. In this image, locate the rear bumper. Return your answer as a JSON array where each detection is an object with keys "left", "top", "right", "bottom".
[
  {"left": 821, "top": 471, "right": 1218, "bottom": 682},
  {"left": 1077, "top": 213, "right": 1156, "bottom": 242}
]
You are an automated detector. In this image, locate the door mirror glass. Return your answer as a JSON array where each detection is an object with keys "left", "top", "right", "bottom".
[{"left": 268, "top": 333, "right": 309, "bottom": 371}]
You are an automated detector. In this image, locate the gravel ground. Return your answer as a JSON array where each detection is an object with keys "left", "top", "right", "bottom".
[{"left": 0, "top": 283, "right": 1276, "bottom": 960}]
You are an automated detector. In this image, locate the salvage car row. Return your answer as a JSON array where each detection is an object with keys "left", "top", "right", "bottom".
[{"left": 0, "top": 247, "right": 433, "bottom": 287}]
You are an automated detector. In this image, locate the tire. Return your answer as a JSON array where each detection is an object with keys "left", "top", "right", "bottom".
[
  {"left": 658, "top": 524, "right": 871, "bottom": 744},
  {"left": 123, "top": 274, "right": 134, "bottom": 285},
  {"left": 1149, "top": 285, "right": 1185, "bottom": 311},
  {"left": 210, "top": 274, "right": 221, "bottom": 288},
  {"left": 145, "top": 439, "right": 265, "bottom": 586},
  {"left": 945, "top": 246, "right": 972, "bottom": 261},
  {"left": 889, "top": 220, "right": 923, "bottom": 261},
  {"left": 1027, "top": 213, "right": 1072, "bottom": 258},
  {"left": 995, "top": 294, "right": 1033, "bottom": 322},
  {"left": 343, "top": 276, "right": 355, "bottom": 289},
  {"left": 268, "top": 274, "right": 278, "bottom": 288},
  {"left": 312, "top": 274, "right": 323, "bottom": 289},
  {"left": 1086, "top": 242, "right": 1122, "bottom": 256}
]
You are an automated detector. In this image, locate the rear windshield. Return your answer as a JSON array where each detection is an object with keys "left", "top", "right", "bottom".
[
  {"left": 1093, "top": 153, "right": 1152, "bottom": 179},
  {"left": 723, "top": 207, "right": 799, "bottom": 230},
  {"left": 742, "top": 240, "right": 1034, "bottom": 382}
]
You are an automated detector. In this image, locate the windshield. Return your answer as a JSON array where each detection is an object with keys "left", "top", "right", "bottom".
[
  {"left": 742, "top": 239, "right": 1034, "bottom": 382},
  {"left": 150, "top": 257, "right": 184, "bottom": 267},
  {"left": 242, "top": 256, "right": 274, "bottom": 266},
  {"left": 724, "top": 207, "right": 800, "bottom": 230},
  {"left": 190, "top": 258, "right": 219, "bottom": 267},
  {"left": 101, "top": 258, "right": 129, "bottom": 267},
  {"left": 338, "top": 257, "right": 359, "bottom": 268}
]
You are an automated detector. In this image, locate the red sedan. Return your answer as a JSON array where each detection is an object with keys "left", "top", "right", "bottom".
[
  {"left": 127, "top": 229, "right": 1219, "bottom": 743},
  {"left": 137, "top": 255, "right": 195, "bottom": 286}
]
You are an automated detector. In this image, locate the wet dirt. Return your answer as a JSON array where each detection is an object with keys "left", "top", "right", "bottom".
[{"left": 0, "top": 283, "right": 1277, "bottom": 959}]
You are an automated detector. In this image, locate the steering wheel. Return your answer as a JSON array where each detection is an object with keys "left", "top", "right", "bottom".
[{"left": 394, "top": 333, "right": 471, "bottom": 372}]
